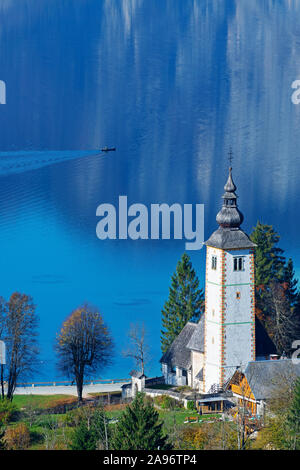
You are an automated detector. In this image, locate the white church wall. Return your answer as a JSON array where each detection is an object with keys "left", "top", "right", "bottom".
[
  {"left": 204, "top": 246, "right": 255, "bottom": 393},
  {"left": 224, "top": 249, "right": 255, "bottom": 369},
  {"left": 191, "top": 350, "right": 204, "bottom": 386},
  {"left": 204, "top": 247, "right": 224, "bottom": 392}
]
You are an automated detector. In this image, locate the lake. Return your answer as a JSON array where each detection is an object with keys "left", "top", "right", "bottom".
[{"left": 0, "top": 0, "right": 300, "bottom": 380}]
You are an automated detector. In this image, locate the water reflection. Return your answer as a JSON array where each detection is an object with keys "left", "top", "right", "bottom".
[{"left": 0, "top": 0, "right": 299, "bottom": 378}]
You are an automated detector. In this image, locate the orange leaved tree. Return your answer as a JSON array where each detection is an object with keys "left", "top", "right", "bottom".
[{"left": 55, "top": 304, "right": 114, "bottom": 402}]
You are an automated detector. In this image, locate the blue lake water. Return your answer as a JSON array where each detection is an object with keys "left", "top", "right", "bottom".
[{"left": 0, "top": 0, "right": 300, "bottom": 380}]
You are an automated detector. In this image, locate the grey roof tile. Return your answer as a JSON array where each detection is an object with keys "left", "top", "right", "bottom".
[
  {"left": 244, "top": 359, "right": 300, "bottom": 400},
  {"left": 186, "top": 316, "right": 204, "bottom": 352},
  {"left": 205, "top": 227, "right": 256, "bottom": 250},
  {"left": 160, "top": 322, "right": 197, "bottom": 370}
]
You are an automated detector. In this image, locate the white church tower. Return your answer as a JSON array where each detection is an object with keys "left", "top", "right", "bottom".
[{"left": 203, "top": 167, "right": 256, "bottom": 394}]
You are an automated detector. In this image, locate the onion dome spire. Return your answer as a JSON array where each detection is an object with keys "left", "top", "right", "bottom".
[{"left": 216, "top": 167, "right": 244, "bottom": 228}]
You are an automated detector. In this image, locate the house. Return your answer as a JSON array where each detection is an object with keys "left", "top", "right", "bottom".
[
  {"left": 228, "top": 359, "right": 300, "bottom": 416},
  {"left": 161, "top": 166, "right": 277, "bottom": 393},
  {"left": 160, "top": 319, "right": 204, "bottom": 388}
]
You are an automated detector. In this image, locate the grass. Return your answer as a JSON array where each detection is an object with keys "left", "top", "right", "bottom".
[
  {"left": 160, "top": 410, "right": 222, "bottom": 427},
  {"left": 88, "top": 391, "right": 121, "bottom": 398},
  {"left": 105, "top": 405, "right": 221, "bottom": 428},
  {"left": 12, "top": 394, "right": 77, "bottom": 410}
]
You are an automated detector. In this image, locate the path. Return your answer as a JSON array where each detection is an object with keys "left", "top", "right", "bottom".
[{"left": 13, "top": 382, "right": 130, "bottom": 398}]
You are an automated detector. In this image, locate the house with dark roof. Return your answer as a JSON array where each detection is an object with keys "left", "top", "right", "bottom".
[{"left": 228, "top": 359, "right": 300, "bottom": 415}]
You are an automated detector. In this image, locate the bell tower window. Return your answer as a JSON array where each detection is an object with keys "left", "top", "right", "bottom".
[{"left": 233, "top": 256, "right": 244, "bottom": 272}]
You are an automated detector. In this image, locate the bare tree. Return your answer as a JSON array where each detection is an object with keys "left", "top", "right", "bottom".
[
  {"left": 265, "top": 282, "right": 299, "bottom": 355},
  {"left": 4, "top": 293, "right": 39, "bottom": 400},
  {"left": 55, "top": 303, "right": 114, "bottom": 402},
  {"left": 268, "top": 362, "right": 299, "bottom": 414},
  {"left": 122, "top": 322, "right": 150, "bottom": 375}
]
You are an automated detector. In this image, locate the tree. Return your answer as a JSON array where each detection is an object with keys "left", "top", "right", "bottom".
[
  {"left": 250, "top": 222, "right": 285, "bottom": 325},
  {"left": 264, "top": 282, "right": 300, "bottom": 355},
  {"left": 287, "top": 378, "right": 300, "bottom": 449},
  {"left": 282, "top": 258, "right": 299, "bottom": 308},
  {"left": 123, "top": 322, "right": 150, "bottom": 375},
  {"left": 254, "top": 366, "right": 300, "bottom": 450},
  {"left": 70, "top": 406, "right": 110, "bottom": 450},
  {"left": 4, "top": 293, "right": 39, "bottom": 400},
  {"left": 161, "top": 253, "right": 204, "bottom": 353},
  {"left": 111, "top": 393, "right": 170, "bottom": 450},
  {"left": 250, "top": 222, "right": 285, "bottom": 288},
  {"left": 0, "top": 398, "right": 18, "bottom": 425},
  {"left": 55, "top": 303, "right": 114, "bottom": 402},
  {"left": 250, "top": 222, "right": 300, "bottom": 350}
]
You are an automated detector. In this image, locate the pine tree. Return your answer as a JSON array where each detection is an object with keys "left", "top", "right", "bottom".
[
  {"left": 250, "top": 222, "right": 285, "bottom": 287},
  {"left": 70, "top": 422, "right": 95, "bottom": 450},
  {"left": 250, "top": 222, "right": 285, "bottom": 325},
  {"left": 161, "top": 253, "right": 204, "bottom": 353},
  {"left": 283, "top": 258, "right": 299, "bottom": 308},
  {"left": 111, "top": 393, "right": 170, "bottom": 450},
  {"left": 70, "top": 408, "right": 109, "bottom": 450},
  {"left": 287, "top": 378, "right": 300, "bottom": 449}
]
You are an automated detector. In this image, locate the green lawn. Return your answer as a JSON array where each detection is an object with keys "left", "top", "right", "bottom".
[
  {"left": 106, "top": 407, "right": 221, "bottom": 428},
  {"left": 12, "top": 394, "right": 77, "bottom": 410},
  {"left": 88, "top": 391, "right": 121, "bottom": 398}
]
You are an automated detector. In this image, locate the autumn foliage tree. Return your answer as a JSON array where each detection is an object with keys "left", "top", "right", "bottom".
[
  {"left": 1, "top": 293, "right": 39, "bottom": 400},
  {"left": 55, "top": 304, "right": 114, "bottom": 402}
]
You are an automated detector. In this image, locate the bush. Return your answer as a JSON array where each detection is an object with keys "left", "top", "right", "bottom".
[
  {"left": 0, "top": 399, "right": 18, "bottom": 425},
  {"left": 3, "top": 423, "right": 31, "bottom": 450},
  {"left": 154, "top": 395, "right": 182, "bottom": 410},
  {"left": 186, "top": 400, "right": 196, "bottom": 411}
]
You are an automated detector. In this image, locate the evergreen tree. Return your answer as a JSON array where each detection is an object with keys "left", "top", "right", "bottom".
[
  {"left": 287, "top": 378, "right": 300, "bottom": 449},
  {"left": 161, "top": 253, "right": 204, "bottom": 353},
  {"left": 250, "top": 222, "right": 285, "bottom": 288},
  {"left": 70, "top": 408, "right": 110, "bottom": 450},
  {"left": 283, "top": 258, "right": 299, "bottom": 308},
  {"left": 111, "top": 393, "right": 170, "bottom": 450},
  {"left": 70, "top": 422, "right": 95, "bottom": 450},
  {"left": 250, "top": 222, "right": 285, "bottom": 325}
]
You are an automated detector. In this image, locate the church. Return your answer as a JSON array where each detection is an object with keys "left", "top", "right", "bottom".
[{"left": 160, "top": 167, "right": 277, "bottom": 394}]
